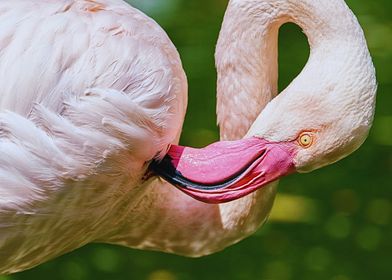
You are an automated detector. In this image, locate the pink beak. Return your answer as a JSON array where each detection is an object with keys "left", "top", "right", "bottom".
[{"left": 150, "top": 137, "right": 297, "bottom": 204}]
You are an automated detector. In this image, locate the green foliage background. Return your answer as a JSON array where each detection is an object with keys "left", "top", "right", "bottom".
[{"left": 7, "top": 0, "right": 392, "bottom": 279}]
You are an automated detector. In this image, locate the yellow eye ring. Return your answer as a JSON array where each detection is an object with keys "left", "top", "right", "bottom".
[{"left": 298, "top": 133, "right": 313, "bottom": 148}]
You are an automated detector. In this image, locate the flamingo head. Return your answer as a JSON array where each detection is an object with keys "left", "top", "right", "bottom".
[
  {"left": 248, "top": 66, "right": 377, "bottom": 174},
  {"left": 150, "top": 61, "right": 376, "bottom": 204}
]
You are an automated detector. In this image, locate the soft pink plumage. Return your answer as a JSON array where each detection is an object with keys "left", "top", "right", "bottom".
[{"left": 0, "top": 0, "right": 376, "bottom": 274}]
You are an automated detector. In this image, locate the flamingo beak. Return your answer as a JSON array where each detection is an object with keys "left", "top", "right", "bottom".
[{"left": 149, "top": 137, "right": 297, "bottom": 204}]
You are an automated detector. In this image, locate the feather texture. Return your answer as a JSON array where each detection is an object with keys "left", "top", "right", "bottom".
[
  {"left": 0, "top": 0, "right": 376, "bottom": 274},
  {"left": 0, "top": 0, "right": 187, "bottom": 273}
]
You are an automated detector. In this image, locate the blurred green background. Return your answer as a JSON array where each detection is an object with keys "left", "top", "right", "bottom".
[{"left": 7, "top": 0, "right": 392, "bottom": 279}]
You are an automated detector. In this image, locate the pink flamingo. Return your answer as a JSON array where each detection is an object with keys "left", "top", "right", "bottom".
[{"left": 0, "top": 0, "right": 376, "bottom": 274}]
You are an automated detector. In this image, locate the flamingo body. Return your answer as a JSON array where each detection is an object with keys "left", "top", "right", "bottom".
[{"left": 0, "top": 0, "right": 187, "bottom": 273}]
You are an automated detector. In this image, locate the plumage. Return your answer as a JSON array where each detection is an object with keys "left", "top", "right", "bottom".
[
  {"left": 0, "top": 0, "right": 376, "bottom": 274},
  {"left": 0, "top": 0, "right": 188, "bottom": 273}
]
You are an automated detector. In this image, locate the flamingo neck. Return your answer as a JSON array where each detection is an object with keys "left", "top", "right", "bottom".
[
  {"left": 214, "top": 0, "right": 373, "bottom": 234},
  {"left": 216, "top": 0, "right": 367, "bottom": 141}
]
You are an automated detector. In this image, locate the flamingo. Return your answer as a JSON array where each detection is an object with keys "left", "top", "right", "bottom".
[{"left": 0, "top": 0, "right": 376, "bottom": 274}]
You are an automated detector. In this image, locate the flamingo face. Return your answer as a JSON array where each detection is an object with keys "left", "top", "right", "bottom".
[
  {"left": 151, "top": 38, "right": 376, "bottom": 204},
  {"left": 151, "top": 88, "right": 374, "bottom": 204},
  {"left": 152, "top": 78, "right": 376, "bottom": 204},
  {"left": 247, "top": 62, "right": 376, "bottom": 173}
]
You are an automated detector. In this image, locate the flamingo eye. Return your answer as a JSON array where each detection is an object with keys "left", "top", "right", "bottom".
[{"left": 298, "top": 133, "right": 313, "bottom": 148}]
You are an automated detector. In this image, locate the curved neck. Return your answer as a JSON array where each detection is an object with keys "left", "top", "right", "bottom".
[
  {"left": 214, "top": 0, "right": 373, "bottom": 240},
  {"left": 216, "top": 0, "right": 369, "bottom": 140}
]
